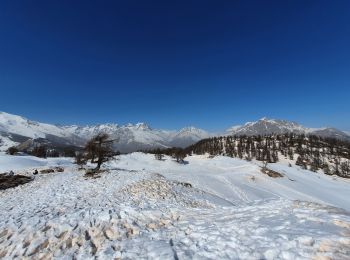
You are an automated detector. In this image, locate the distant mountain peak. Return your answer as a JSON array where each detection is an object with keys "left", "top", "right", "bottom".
[
  {"left": 226, "top": 118, "right": 350, "bottom": 141},
  {"left": 0, "top": 111, "right": 209, "bottom": 152},
  {"left": 0, "top": 111, "right": 349, "bottom": 153},
  {"left": 179, "top": 126, "right": 202, "bottom": 132},
  {"left": 134, "top": 122, "right": 151, "bottom": 130}
]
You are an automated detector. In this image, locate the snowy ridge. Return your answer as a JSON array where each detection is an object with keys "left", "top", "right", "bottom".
[
  {"left": 0, "top": 112, "right": 211, "bottom": 152},
  {"left": 0, "top": 112, "right": 72, "bottom": 139}
]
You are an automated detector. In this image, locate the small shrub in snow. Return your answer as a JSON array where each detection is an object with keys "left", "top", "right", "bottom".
[
  {"left": 31, "top": 145, "right": 47, "bottom": 158},
  {"left": 323, "top": 164, "right": 331, "bottom": 175},
  {"left": 174, "top": 150, "right": 186, "bottom": 163},
  {"left": 84, "top": 168, "right": 104, "bottom": 178},
  {"left": 6, "top": 146, "right": 19, "bottom": 155},
  {"left": 310, "top": 164, "right": 318, "bottom": 172},
  {"left": 245, "top": 155, "right": 252, "bottom": 161},
  {"left": 340, "top": 161, "right": 350, "bottom": 178},
  {"left": 154, "top": 149, "right": 164, "bottom": 161}
]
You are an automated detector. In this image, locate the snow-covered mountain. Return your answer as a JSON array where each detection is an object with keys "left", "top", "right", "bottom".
[
  {"left": 0, "top": 112, "right": 349, "bottom": 152},
  {"left": 0, "top": 112, "right": 76, "bottom": 140},
  {"left": 226, "top": 117, "right": 350, "bottom": 141},
  {"left": 311, "top": 127, "right": 350, "bottom": 140},
  {"left": 169, "top": 127, "right": 210, "bottom": 148},
  {"left": 0, "top": 112, "right": 211, "bottom": 152}
]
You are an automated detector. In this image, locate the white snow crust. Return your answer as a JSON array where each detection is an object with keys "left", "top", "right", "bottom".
[{"left": 0, "top": 153, "right": 349, "bottom": 259}]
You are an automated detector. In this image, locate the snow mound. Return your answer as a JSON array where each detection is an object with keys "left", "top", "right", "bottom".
[
  {"left": 110, "top": 152, "right": 350, "bottom": 211},
  {"left": 120, "top": 173, "right": 220, "bottom": 209}
]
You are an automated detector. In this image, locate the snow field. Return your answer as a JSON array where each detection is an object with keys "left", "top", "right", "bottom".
[
  {"left": 0, "top": 153, "right": 73, "bottom": 173},
  {"left": 0, "top": 153, "right": 349, "bottom": 259}
]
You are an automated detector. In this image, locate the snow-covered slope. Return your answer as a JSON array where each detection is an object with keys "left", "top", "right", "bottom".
[
  {"left": 0, "top": 112, "right": 85, "bottom": 151},
  {"left": 0, "top": 135, "right": 18, "bottom": 150},
  {"left": 311, "top": 127, "right": 350, "bottom": 140},
  {"left": 226, "top": 117, "right": 350, "bottom": 140},
  {"left": 0, "top": 111, "right": 73, "bottom": 139},
  {"left": 0, "top": 152, "right": 73, "bottom": 172},
  {"left": 1, "top": 153, "right": 349, "bottom": 259},
  {"left": 110, "top": 153, "right": 350, "bottom": 211}
]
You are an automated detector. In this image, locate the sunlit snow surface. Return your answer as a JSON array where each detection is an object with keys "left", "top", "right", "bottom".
[{"left": 0, "top": 153, "right": 349, "bottom": 259}]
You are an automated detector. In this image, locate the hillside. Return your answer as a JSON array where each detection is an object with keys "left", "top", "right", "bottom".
[
  {"left": 0, "top": 152, "right": 349, "bottom": 258},
  {"left": 185, "top": 134, "right": 350, "bottom": 178}
]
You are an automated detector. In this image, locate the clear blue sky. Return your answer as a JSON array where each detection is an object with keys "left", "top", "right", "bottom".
[{"left": 0, "top": 0, "right": 349, "bottom": 131}]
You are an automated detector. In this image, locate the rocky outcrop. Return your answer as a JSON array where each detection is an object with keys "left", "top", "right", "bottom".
[{"left": 0, "top": 174, "right": 32, "bottom": 190}]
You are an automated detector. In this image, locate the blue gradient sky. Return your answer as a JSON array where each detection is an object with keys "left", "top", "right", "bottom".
[{"left": 0, "top": 0, "right": 349, "bottom": 131}]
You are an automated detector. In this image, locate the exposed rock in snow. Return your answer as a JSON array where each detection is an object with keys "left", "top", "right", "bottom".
[{"left": 0, "top": 174, "right": 32, "bottom": 190}]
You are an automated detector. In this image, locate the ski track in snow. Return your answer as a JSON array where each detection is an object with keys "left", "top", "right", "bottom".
[
  {"left": 0, "top": 153, "right": 350, "bottom": 259},
  {"left": 215, "top": 175, "right": 251, "bottom": 203}
]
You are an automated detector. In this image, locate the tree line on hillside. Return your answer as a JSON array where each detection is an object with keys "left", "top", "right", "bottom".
[
  {"left": 148, "top": 147, "right": 187, "bottom": 163},
  {"left": 148, "top": 134, "right": 350, "bottom": 178},
  {"left": 6, "top": 145, "right": 79, "bottom": 158},
  {"left": 6, "top": 132, "right": 350, "bottom": 178}
]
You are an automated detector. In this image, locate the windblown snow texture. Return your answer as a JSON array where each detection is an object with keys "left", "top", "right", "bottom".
[{"left": 0, "top": 152, "right": 349, "bottom": 259}]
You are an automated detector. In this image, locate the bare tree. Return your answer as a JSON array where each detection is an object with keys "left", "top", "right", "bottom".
[
  {"left": 333, "top": 158, "right": 340, "bottom": 176},
  {"left": 31, "top": 145, "right": 47, "bottom": 158},
  {"left": 75, "top": 152, "right": 86, "bottom": 170},
  {"left": 85, "top": 139, "right": 97, "bottom": 163},
  {"left": 6, "top": 146, "right": 18, "bottom": 155},
  {"left": 84, "top": 133, "right": 116, "bottom": 170},
  {"left": 340, "top": 161, "right": 350, "bottom": 177},
  {"left": 174, "top": 149, "right": 186, "bottom": 163},
  {"left": 154, "top": 148, "right": 164, "bottom": 160},
  {"left": 323, "top": 163, "right": 331, "bottom": 175},
  {"left": 262, "top": 160, "right": 268, "bottom": 171}
]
